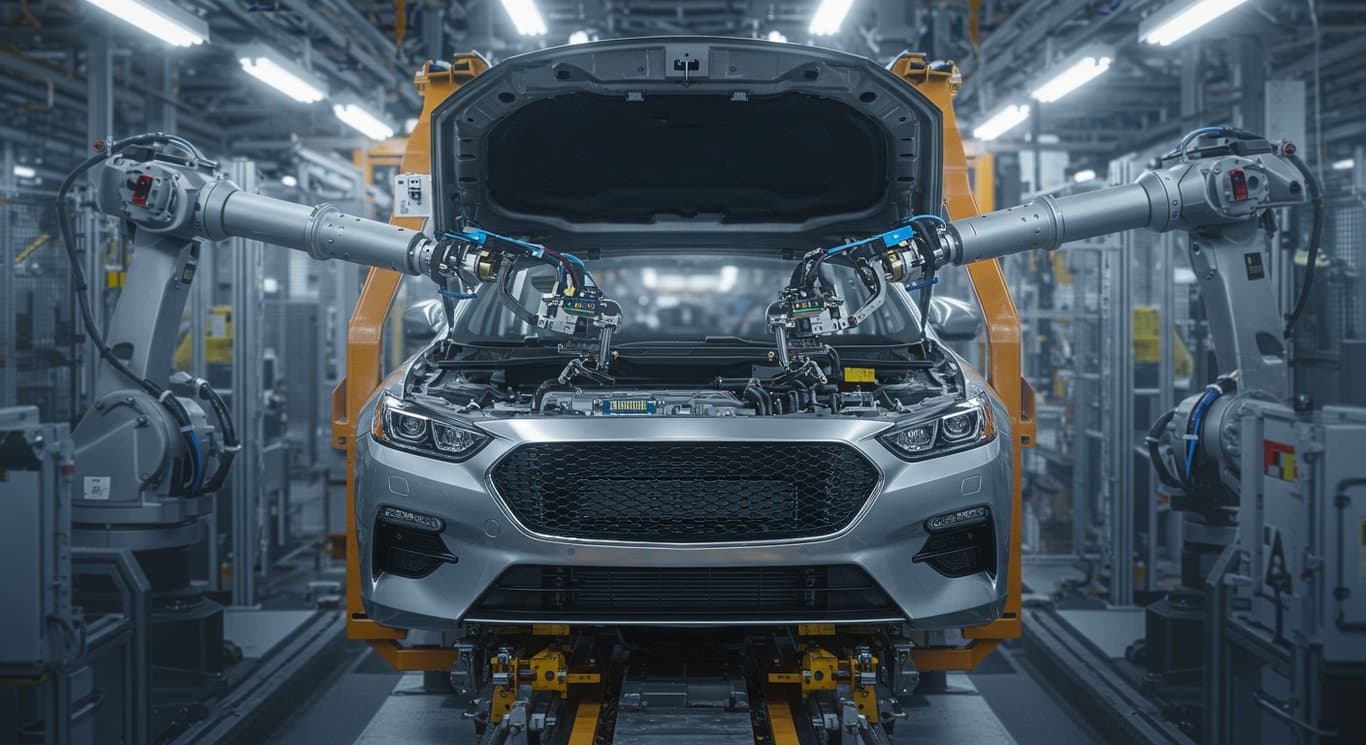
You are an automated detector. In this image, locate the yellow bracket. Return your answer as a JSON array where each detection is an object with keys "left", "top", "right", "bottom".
[
  {"left": 766, "top": 646, "right": 880, "bottom": 724},
  {"left": 489, "top": 645, "right": 603, "bottom": 724}
]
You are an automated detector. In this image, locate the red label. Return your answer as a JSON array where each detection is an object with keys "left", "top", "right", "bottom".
[
  {"left": 1264, "top": 440, "right": 1296, "bottom": 482},
  {"left": 1229, "top": 169, "right": 1249, "bottom": 201},
  {"left": 131, "top": 174, "right": 154, "bottom": 207}
]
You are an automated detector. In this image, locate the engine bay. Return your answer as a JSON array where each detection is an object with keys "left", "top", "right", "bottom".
[{"left": 401, "top": 336, "right": 968, "bottom": 419}]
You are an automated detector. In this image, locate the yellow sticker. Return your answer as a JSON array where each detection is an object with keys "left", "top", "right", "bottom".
[{"left": 843, "top": 367, "right": 876, "bottom": 383}]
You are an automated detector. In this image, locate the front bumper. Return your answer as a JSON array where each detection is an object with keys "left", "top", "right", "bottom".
[{"left": 355, "top": 411, "right": 1012, "bottom": 630}]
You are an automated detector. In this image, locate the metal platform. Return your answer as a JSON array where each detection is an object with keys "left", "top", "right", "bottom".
[{"left": 353, "top": 672, "right": 1017, "bottom": 745}]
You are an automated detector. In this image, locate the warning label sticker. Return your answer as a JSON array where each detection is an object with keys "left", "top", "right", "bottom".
[
  {"left": 83, "top": 476, "right": 111, "bottom": 501},
  {"left": 1264, "top": 440, "right": 1296, "bottom": 482}
]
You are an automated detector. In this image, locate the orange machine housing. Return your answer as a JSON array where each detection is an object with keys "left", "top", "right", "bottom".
[{"left": 332, "top": 52, "right": 1033, "bottom": 672}]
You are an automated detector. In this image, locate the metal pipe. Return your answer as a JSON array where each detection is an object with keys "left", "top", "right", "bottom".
[
  {"left": 206, "top": 186, "right": 430, "bottom": 274},
  {"left": 948, "top": 181, "right": 1160, "bottom": 264}
]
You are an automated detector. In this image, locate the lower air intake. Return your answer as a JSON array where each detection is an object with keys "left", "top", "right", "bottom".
[{"left": 466, "top": 565, "right": 902, "bottom": 624}]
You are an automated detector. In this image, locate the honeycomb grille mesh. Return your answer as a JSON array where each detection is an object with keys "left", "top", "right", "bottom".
[{"left": 489, "top": 441, "right": 879, "bottom": 542}]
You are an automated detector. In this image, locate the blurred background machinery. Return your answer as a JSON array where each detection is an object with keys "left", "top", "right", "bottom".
[{"left": 2, "top": 1, "right": 1366, "bottom": 744}]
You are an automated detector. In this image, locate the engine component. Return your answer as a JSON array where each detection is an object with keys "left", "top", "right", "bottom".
[{"left": 537, "top": 389, "right": 752, "bottom": 417}]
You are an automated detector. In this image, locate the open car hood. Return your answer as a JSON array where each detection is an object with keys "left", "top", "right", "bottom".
[{"left": 431, "top": 37, "right": 943, "bottom": 251}]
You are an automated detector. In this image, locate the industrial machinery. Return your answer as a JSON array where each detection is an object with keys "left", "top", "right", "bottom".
[
  {"left": 49, "top": 98, "right": 1331, "bottom": 743},
  {"left": 1, "top": 405, "right": 151, "bottom": 745}
]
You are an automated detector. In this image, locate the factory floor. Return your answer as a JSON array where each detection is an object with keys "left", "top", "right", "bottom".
[{"left": 259, "top": 631, "right": 1099, "bottom": 745}]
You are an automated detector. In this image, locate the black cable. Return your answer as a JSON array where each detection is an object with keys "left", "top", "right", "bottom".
[
  {"left": 496, "top": 256, "right": 541, "bottom": 327},
  {"left": 742, "top": 385, "right": 771, "bottom": 416},
  {"left": 198, "top": 380, "right": 238, "bottom": 494},
  {"left": 1281, "top": 151, "right": 1323, "bottom": 339},
  {"left": 1145, "top": 408, "right": 1182, "bottom": 489},
  {"left": 823, "top": 344, "right": 842, "bottom": 380}
]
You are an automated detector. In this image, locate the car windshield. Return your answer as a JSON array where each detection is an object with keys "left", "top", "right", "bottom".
[{"left": 450, "top": 252, "right": 922, "bottom": 346}]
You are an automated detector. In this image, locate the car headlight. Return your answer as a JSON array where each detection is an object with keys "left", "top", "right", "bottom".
[
  {"left": 371, "top": 393, "right": 490, "bottom": 462},
  {"left": 878, "top": 396, "right": 995, "bottom": 461}
]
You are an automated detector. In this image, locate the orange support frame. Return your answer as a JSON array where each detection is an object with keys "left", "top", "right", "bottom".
[
  {"left": 334, "top": 52, "right": 1033, "bottom": 673},
  {"left": 890, "top": 55, "right": 1035, "bottom": 667},
  {"left": 331, "top": 54, "right": 490, "bottom": 667}
]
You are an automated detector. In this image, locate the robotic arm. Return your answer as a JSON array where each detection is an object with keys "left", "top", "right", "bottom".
[
  {"left": 770, "top": 126, "right": 1316, "bottom": 524},
  {"left": 65, "top": 134, "right": 619, "bottom": 525},
  {"left": 774, "top": 128, "right": 1310, "bottom": 399}
]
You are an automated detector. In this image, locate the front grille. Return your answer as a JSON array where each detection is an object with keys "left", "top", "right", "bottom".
[
  {"left": 467, "top": 565, "right": 902, "bottom": 623},
  {"left": 489, "top": 442, "right": 879, "bottom": 543}
]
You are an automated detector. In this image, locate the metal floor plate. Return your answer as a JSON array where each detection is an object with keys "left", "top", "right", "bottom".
[
  {"left": 353, "top": 674, "right": 467, "bottom": 745},
  {"left": 1055, "top": 608, "right": 1146, "bottom": 659},
  {"left": 222, "top": 608, "right": 317, "bottom": 660},
  {"left": 353, "top": 672, "right": 1017, "bottom": 745}
]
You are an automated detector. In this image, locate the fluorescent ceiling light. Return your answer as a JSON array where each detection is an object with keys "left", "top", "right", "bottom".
[
  {"left": 1140, "top": 0, "right": 1248, "bottom": 46},
  {"left": 280, "top": 175, "right": 298, "bottom": 187},
  {"left": 1073, "top": 169, "right": 1097, "bottom": 183},
  {"left": 767, "top": 30, "right": 788, "bottom": 43},
  {"left": 809, "top": 0, "right": 854, "bottom": 36},
  {"left": 568, "top": 30, "right": 591, "bottom": 45},
  {"left": 332, "top": 101, "right": 395, "bottom": 141},
  {"left": 238, "top": 46, "right": 327, "bottom": 103},
  {"left": 1332, "top": 158, "right": 1355, "bottom": 171},
  {"left": 404, "top": 117, "right": 419, "bottom": 133},
  {"left": 972, "top": 104, "right": 1031, "bottom": 141},
  {"left": 13, "top": 165, "right": 37, "bottom": 179},
  {"left": 83, "top": 0, "right": 209, "bottom": 47},
  {"left": 499, "top": 0, "right": 547, "bottom": 36},
  {"left": 1031, "top": 47, "right": 1113, "bottom": 103}
]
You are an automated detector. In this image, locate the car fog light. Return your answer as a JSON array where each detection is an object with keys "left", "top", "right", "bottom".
[
  {"left": 926, "top": 505, "right": 990, "bottom": 532},
  {"left": 380, "top": 506, "right": 444, "bottom": 532}
]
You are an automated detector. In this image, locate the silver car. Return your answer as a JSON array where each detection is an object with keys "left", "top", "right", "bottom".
[{"left": 354, "top": 37, "right": 1011, "bottom": 631}]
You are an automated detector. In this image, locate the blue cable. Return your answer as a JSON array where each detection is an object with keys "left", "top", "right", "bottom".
[
  {"left": 824, "top": 234, "right": 880, "bottom": 255},
  {"left": 824, "top": 224, "right": 921, "bottom": 256},
  {"left": 439, "top": 289, "right": 478, "bottom": 299},
  {"left": 561, "top": 252, "right": 596, "bottom": 287},
  {"left": 1178, "top": 126, "right": 1224, "bottom": 152},
  {"left": 1184, "top": 385, "right": 1220, "bottom": 480},
  {"left": 905, "top": 213, "right": 947, "bottom": 225},
  {"left": 905, "top": 276, "right": 940, "bottom": 292}
]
